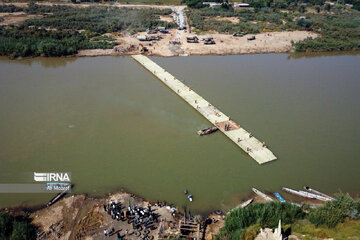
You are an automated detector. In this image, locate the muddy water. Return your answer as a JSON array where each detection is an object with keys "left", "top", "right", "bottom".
[{"left": 0, "top": 53, "right": 359, "bottom": 213}]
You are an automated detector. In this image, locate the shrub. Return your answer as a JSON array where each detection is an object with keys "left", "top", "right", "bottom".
[
  {"left": 0, "top": 213, "right": 36, "bottom": 240},
  {"left": 308, "top": 194, "right": 360, "bottom": 228},
  {"left": 217, "top": 202, "right": 305, "bottom": 240}
]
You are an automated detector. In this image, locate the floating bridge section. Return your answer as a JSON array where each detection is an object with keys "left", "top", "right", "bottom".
[{"left": 132, "top": 55, "right": 277, "bottom": 164}]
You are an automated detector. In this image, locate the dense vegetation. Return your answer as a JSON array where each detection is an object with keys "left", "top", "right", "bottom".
[
  {"left": 294, "top": 11, "right": 360, "bottom": 52},
  {"left": 23, "top": 3, "right": 175, "bottom": 33},
  {"left": 308, "top": 194, "right": 360, "bottom": 228},
  {"left": 216, "top": 202, "right": 304, "bottom": 240},
  {"left": 0, "top": 213, "right": 36, "bottom": 240},
  {"left": 217, "top": 195, "right": 360, "bottom": 240},
  {"left": 0, "top": 27, "right": 116, "bottom": 58},
  {"left": 0, "top": 4, "right": 24, "bottom": 12},
  {"left": 0, "top": 4, "right": 176, "bottom": 58}
]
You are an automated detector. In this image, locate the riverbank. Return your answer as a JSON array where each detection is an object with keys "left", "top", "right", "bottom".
[
  {"left": 1, "top": 190, "right": 179, "bottom": 240},
  {"left": 76, "top": 30, "right": 318, "bottom": 57},
  {"left": 1, "top": 188, "right": 359, "bottom": 240},
  {"left": 2, "top": 1, "right": 359, "bottom": 58}
]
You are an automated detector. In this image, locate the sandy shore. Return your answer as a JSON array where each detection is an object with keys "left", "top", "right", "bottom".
[
  {"left": 76, "top": 30, "right": 318, "bottom": 58},
  {"left": 27, "top": 191, "right": 178, "bottom": 240}
]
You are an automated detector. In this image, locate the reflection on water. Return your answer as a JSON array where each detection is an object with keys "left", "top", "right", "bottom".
[
  {"left": 0, "top": 56, "right": 77, "bottom": 68},
  {"left": 0, "top": 53, "right": 359, "bottom": 214},
  {"left": 287, "top": 51, "right": 360, "bottom": 59}
]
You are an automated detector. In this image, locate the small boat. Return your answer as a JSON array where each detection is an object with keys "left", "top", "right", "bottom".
[
  {"left": 273, "top": 192, "right": 286, "bottom": 203},
  {"left": 282, "top": 187, "right": 330, "bottom": 202},
  {"left": 240, "top": 198, "right": 253, "bottom": 208},
  {"left": 47, "top": 189, "right": 68, "bottom": 207},
  {"left": 247, "top": 36, "right": 256, "bottom": 41},
  {"left": 188, "top": 195, "right": 193, "bottom": 202},
  {"left": 252, "top": 188, "right": 273, "bottom": 202},
  {"left": 227, "top": 198, "right": 253, "bottom": 214},
  {"left": 304, "top": 186, "right": 335, "bottom": 201},
  {"left": 298, "top": 191, "right": 331, "bottom": 202},
  {"left": 197, "top": 126, "right": 218, "bottom": 136}
]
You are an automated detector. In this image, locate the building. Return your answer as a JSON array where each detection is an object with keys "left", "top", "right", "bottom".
[
  {"left": 203, "top": 2, "right": 222, "bottom": 7},
  {"left": 233, "top": 3, "right": 250, "bottom": 8}
]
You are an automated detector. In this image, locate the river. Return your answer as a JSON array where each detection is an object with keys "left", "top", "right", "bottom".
[{"left": 0, "top": 53, "right": 359, "bottom": 214}]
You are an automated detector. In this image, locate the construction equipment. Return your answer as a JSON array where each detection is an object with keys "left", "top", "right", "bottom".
[{"left": 186, "top": 36, "right": 199, "bottom": 43}]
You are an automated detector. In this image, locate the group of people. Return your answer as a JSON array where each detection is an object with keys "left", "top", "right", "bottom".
[
  {"left": 224, "top": 123, "right": 232, "bottom": 131},
  {"left": 103, "top": 199, "right": 160, "bottom": 239},
  {"left": 104, "top": 200, "right": 124, "bottom": 222},
  {"left": 103, "top": 228, "right": 120, "bottom": 239}
]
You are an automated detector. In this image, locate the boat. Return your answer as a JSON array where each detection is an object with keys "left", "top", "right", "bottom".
[
  {"left": 47, "top": 189, "right": 68, "bottom": 207},
  {"left": 252, "top": 188, "right": 273, "bottom": 202},
  {"left": 273, "top": 192, "right": 286, "bottom": 203},
  {"left": 298, "top": 191, "right": 331, "bottom": 202},
  {"left": 304, "top": 186, "right": 335, "bottom": 201},
  {"left": 227, "top": 198, "right": 253, "bottom": 215},
  {"left": 188, "top": 195, "right": 193, "bottom": 202},
  {"left": 282, "top": 187, "right": 331, "bottom": 202},
  {"left": 197, "top": 126, "right": 218, "bottom": 136},
  {"left": 247, "top": 36, "right": 256, "bottom": 40},
  {"left": 241, "top": 198, "right": 253, "bottom": 208}
]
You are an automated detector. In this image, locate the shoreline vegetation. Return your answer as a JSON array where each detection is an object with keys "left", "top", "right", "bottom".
[
  {"left": 0, "top": 0, "right": 359, "bottom": 58},
  {"left": 1, "top": 189, "right": 360, "bottom": 240}
]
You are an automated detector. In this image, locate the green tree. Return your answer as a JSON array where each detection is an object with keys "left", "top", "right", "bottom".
[
  {"left": 299, "top": 5, "right": 307, "bottom": 13},
  {"left": 0, "top": 213, "right": 36, "bottom": 240},
  {"left": 308, "top": 194, "right": 360, "bottom": 228},
  {"left": 324, "top": 3, "right": 332, "bottom": 11}
]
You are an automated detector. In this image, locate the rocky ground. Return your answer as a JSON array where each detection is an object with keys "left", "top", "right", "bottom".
[{"left": 28, "top": 191, "right": 177, "bottom": 240}]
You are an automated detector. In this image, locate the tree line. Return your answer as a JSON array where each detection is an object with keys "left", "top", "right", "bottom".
[{"left": 0, "top": 4, "right": 176, "bottom": 58}]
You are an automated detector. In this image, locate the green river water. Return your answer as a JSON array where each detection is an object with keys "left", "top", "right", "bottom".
[{"left": 0, "top": 53, "right": 359, "bottom": 214}]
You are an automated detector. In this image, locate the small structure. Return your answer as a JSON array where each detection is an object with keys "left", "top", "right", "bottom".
[
  {"left": 202, "top": 37, "right": 215, "bottom": 44},
  {"left": 147, "top": 29, "right": 158, "bottom": 34},
  {"left": 203, "top": 2, "right": 222, "bottom": 7},
  {"left": 137, "top": 35, "right": 148, "bottom": 41},
  {"left": 187, "top": 36, "right": 199, "bottom": 43},
  {"left": 169, "top": 40, "right": 181, "bottom": 45},
  {"left": 324, "top": 1, "right": 335, "bottom": 5},
  {"left": 255, "top": 220, "right": 282, "bottom": 240},
  {"left": 234, "top": 3, "right": 250, "bottom": 8},
  {"left": 233, "top": 33, "right": 244, "bottom": 37}
]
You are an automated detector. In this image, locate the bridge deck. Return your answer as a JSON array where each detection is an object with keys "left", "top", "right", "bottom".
[{"left": 132, "top": 55, "right": 277, "bottom": 164}]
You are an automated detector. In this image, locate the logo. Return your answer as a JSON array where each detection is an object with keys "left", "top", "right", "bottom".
[
  {"left": 45, "top": 183, "right": 71, "bottom": 192},
  {"left": 34, "top": 172, "right": 71, "bottom": 182}
]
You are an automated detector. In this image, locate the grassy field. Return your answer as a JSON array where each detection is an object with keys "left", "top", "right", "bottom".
[{"left": 292, "top": 219, "right": 360, "bottom": 239}]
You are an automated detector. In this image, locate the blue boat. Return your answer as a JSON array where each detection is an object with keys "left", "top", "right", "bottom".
[{"left": 274, "top": 192, "right": 286, "bottom": 203}]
